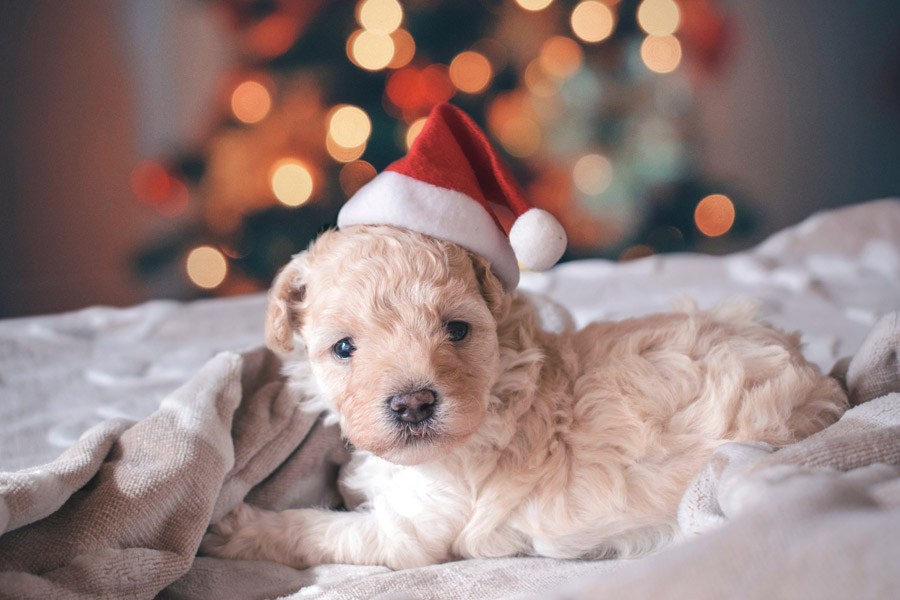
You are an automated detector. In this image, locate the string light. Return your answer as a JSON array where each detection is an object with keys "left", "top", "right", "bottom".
[
  {"left": 388, "top": 29, "right": 416, "bottom": 68},
  {"left": 573, "top": 154, "right": 613, "bottom": 195},
  {"left": 328, "top": 105, "right": 372, "bottom": 149},
  {"left": 571, "top": 1, "right": 616, "bottom": 43},
  {"left": 640, "top": 35, "right": 682, "bottom": 73},
  {"left": 515, "top": 0, "right": 554, "bottom": 11},
  {"left": 694, "top": 194, "right": 735, "bottom": 237},
  {"left": 348, "top": 29, "right": 395, "bottom": 71},
  {"left": 636, "top": 0, "right": 680, "bottom": 36},
  {"left": 498, "top": 117, "right": 541, "bottom": 157},
  {"left": 270, "top": 159, "right": 314, "bottom": 206},
  {"left": 339, "top": 160, "right": 378, "bottom": 196},
  {"left": 449, "top": 51, "right": 492, "bottom": 94},
  {"left": 326, "top": 135, "right": 366, "bottom": 162},
  {"left": 230, "top": 80, "right": 272, "bottom": 124},
  {"left": 538, "top": 36, "right": 584, "bottom": 80},
  {"left": 186, "top": 246, "right": 228, "bottom": 289},
  {"left": 405, "top": 117, "right": 427, "bottom": 149},
  {"left": 357, "top": 0, "right": 403, "bottom": 33},
  {"left": 131, "top": 161, "right": 170, "bottom": 204}
]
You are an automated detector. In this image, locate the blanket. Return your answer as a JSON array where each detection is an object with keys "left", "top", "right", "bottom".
[{"left": 1, "top": 200, "right": 899, "bottom": 600}]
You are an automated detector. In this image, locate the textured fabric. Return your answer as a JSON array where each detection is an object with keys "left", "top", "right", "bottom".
[
  {"left": 0, "top": 347, "right": 347, "bottom": 600},
  {"left": 0, "top": 199, "right": 898, "bottom": 599}
]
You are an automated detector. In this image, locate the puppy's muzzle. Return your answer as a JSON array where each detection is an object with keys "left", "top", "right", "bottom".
[{"left": 389, "top": 389, "right": 437, "bottom": 424}]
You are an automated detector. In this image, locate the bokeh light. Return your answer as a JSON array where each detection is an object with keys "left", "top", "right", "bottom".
[
  {"left": 348, "top": 29, "right": 395, "bottom": 71},
  {"left": 497, "top": 117, "right": 542, "bottom": 157},
  {"left": 230, "top": 80, "right": 272, "bottom": 124},
  {"left": 270, "top": 159, "right": 314, "bottom": 206},
  {"left": 694, "top": 194, "right": 735, "bottom": 237},
  {"left": 636, "top": 0, "right": 681, "bottom": 36},
  {"left": 388, "top": 29, "right": 416, "bottom": 68},
  {"left": 326, "top": 135, "right": 366, "bottom": 162},
  {"left": 515, "top": 0, "right": 554, "bottom": 11},
  {"left": 573, "top": 154, "right": 613, "bottom": 195},
  {"left": 186, "top": 246, "right": 228, "bottom": 289},
  {"left": 524, "top": 60, "right": 561, "bottom": 97},
  {"left": 640, "top": 35, "right": 682, "bottom": 73},
  {"left": 571, "top": 1, "right": 616, "bottom": 43},
  {"left": 449, "top": 51, "right": 492, "bottom": 94},
  {"left": 339, "top": 160, "right": 378, "bottom": 196},
  {"left": 357, "top": 0, "right": 403, "bottom": 34},
  {"left": 131, "top": 161, "right": 170, "bottom": 204},
  {"left": 328, "top": 105, "right": 372, "bottom": 148},
  {"left": 405, "top": 117, "right": 427, "bottom": 149},
  {"left": 539, "top": 36, "right": 584, "bottom": 80}
]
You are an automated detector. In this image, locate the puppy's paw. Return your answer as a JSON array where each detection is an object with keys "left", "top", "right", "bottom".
[{"left": 199, "top": 503, "right": 302, "bottom": 566}]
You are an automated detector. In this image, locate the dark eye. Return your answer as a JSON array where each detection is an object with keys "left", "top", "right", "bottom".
[
  {"left": 445, "top": 321, "right": 469, "bottom": 342},
  {"left": 333, "top": 338, "right": 356, "bottom": 360}
]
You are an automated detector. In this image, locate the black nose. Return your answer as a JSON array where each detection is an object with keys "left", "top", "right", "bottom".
[{"left": 389, "top": 389, "right": 437, "bottom": 424}]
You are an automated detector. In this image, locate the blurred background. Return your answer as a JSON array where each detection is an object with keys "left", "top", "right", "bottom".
[{"left": 1, "top": 0, "right": 898, "bottom": 318}]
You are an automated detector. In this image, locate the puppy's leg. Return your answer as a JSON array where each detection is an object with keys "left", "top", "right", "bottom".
[{"left": 200, "top": 503, "right": 450, "bottom": 570}]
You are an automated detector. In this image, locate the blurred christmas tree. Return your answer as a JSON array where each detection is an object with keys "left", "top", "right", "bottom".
[{"left": 132, "top": 0, "right": 752, "bottom": 298}]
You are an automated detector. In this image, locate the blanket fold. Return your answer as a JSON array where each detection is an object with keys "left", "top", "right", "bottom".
[{"left": 1, "top": 310, "right": 898, "bottom": 600}]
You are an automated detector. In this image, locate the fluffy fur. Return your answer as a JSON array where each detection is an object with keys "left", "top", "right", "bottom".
[{"left": 201, "top": 225, "right": 848, "bottom": 569}]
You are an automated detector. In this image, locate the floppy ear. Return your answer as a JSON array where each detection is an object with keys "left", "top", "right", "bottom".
[
  {"left": 469, "top": 252, "right": 510, "bottom": 322},
  {"left": 265, "top": 253, "right": 308, "bottom": 353}
]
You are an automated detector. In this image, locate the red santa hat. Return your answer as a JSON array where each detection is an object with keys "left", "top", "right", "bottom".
[{"left": 336, "top": 102, "right": 567, "bottom": 292}]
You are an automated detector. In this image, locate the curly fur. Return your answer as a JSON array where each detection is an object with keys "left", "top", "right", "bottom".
[{"left": 201, "top": 225, "right": 848, "bottom": 569}]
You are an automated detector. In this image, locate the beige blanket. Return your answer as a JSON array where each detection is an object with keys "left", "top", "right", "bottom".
[{"left": 1, "top": 305, "right": 898, "bottom": 600}]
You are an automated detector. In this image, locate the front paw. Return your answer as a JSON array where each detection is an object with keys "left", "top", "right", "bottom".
[
  {"left": 200, "top": 504, "right": 269, "bottom": 560},
  {"left": 199, "top": 503, "right": 309, "bottom": 569}
]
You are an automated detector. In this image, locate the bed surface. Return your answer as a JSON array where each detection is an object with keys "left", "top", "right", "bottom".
[{"left": 1, "top": 199, "right": 898, "bottom": 599}]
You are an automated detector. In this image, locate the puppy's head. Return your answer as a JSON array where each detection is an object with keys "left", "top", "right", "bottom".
[{"left": 266, "top": 225, "right": 507, "bottom": 465}]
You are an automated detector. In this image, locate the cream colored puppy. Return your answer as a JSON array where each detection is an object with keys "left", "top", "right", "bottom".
[{"left": 201, "top": 224, "right": 847, "bottom": 569}]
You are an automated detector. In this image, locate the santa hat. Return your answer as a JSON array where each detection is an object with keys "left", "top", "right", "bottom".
[{"left": 336, "top": 102, "right": 566, "bottom": 292}]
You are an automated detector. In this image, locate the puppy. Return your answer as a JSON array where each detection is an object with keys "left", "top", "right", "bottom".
[{"left": 201, "top": 224, "right": 848, "bottom": 569}]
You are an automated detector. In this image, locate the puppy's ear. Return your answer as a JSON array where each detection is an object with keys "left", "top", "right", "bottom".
[
  {"left": 469, "top": 253, "right": 509, "bottom": 321},
  {"left": 265, "top": 254, "right": 308, "bottom": 353}
]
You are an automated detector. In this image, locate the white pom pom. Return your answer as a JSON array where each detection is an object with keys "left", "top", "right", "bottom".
[{"left": 508, "top": 208, "right": 567, "bottom": 271}]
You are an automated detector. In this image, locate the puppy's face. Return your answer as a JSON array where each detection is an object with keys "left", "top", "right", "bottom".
[{"left": 266, "top": 225, "right": 506, "bottom": 465}]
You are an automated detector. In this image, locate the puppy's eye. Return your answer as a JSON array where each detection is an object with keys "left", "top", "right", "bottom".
[
  {"left": 333, "top": 338, "right": 356, "bottom": 360},
  {"left": 445, "top": 321, "right": 469, "bottom": 342}
]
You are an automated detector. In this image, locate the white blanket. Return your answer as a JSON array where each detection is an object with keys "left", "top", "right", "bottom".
[{"left": 1, "top": 199, "right": 898, "bottom": 599}]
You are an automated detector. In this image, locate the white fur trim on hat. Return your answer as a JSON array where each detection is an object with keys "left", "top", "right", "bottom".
[
  {"left": 509, "top": 208, "right": 567, "bottom": 272},
  {"left": 337, "top": 171, "right": 521, "bottom": 292}
]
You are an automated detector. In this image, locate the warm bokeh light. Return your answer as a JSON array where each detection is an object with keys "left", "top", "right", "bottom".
[
  {"left": 694, "top": 194, "right": 735, "bottom": 237},
  {"left": 230, "top": 80, "right": 272, "bottom": 124},
  {"left": 449, "top": 51, "right": 492, "bottom": 94},
  {"left": 186, "top": 246, "right": 228, "bottom": 289},
  {"left": 326, "top": 135, "right": 366, "bottom": 162},
  {"left": 640, "top": 35, "right": 682, "bottom": 73},
  {"left": 571, "top": 1, "right": 616, "bottom": 43},
  {"left": 524, "top": 59, "right": 561, "bottom": 97},
  {"left": 498, "top": 117, "right": 542, "bottom": 157},
  {"left": 388, "top": 29, "right": 416, "bottom": 68},
  {"left": 405, "top": 117, "right": 427, "bottom": 149},
  {"left": 339, "top": 160, "right": 378, "bottom": 196},
  {"left": 636, "top": 0, "right": 681, "bottom": 36},
  {"left": 328, "top": 105, "right": 372, "bottom": 149},
  {"left": 385, "top": 65, "right": 455, "bottom": 112},
  {"left": 131, "top": 161, "right": 170, "bottom": 204},
  {"left": 357, "top": 0, "right": 403, "bottom": 34},
  {"left": 270, "top": 159, "right": 314, "bottom": 206},
  {"left": 515, "top": 0, "right": 554, "bottom": 11},
  {"left": 573, "top": 154, "right": 613, "bottom": 195},
  {"left": 349, "top": 29, "right": 395, "bottom": 71},
  {"left": 539, "top": 36, "right": 584, "bottom": 80}
]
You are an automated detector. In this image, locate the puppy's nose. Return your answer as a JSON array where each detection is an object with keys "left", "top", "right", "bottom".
[{"left": 389, "top": 389, "right": 436, "bottom": 424}]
